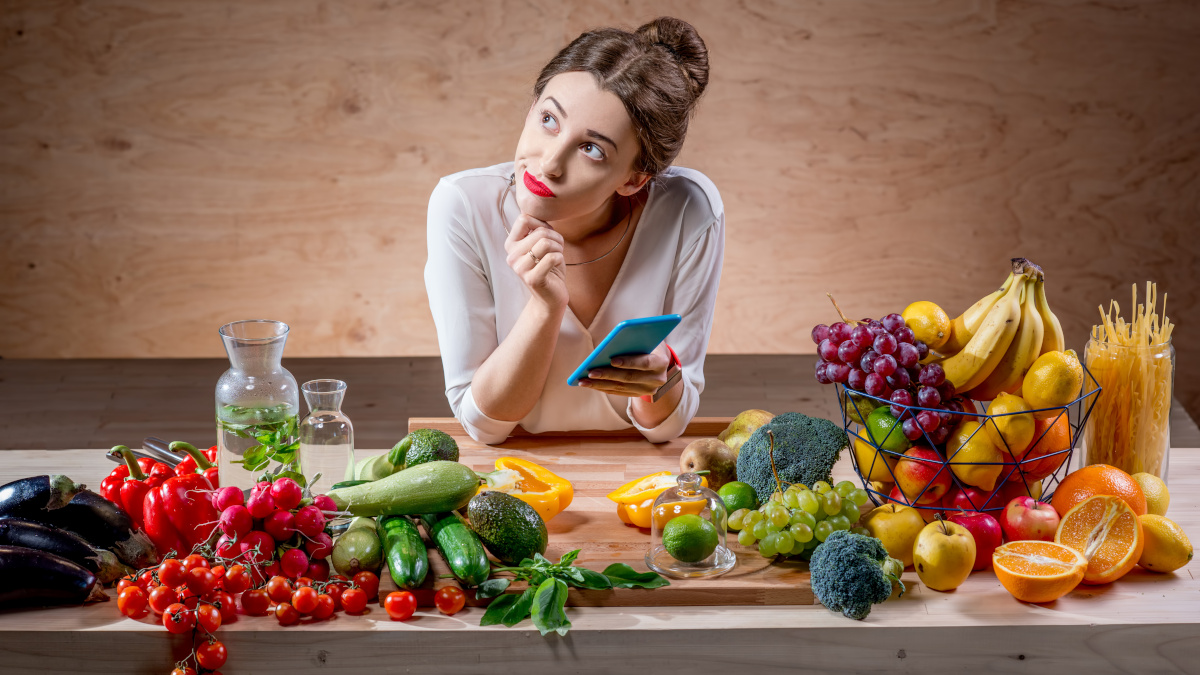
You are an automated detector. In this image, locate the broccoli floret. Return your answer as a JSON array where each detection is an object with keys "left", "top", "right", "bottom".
[
  {"left": 810, "top": 530, "right": 905, "bottom": 620},
  {"left": 734, "top": 412, "right": 848, "bottom": 503}
]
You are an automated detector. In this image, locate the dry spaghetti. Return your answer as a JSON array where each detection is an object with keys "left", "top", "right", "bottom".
[{"left": 1083, "top": 282, "right": 1174, "bottom": 478}]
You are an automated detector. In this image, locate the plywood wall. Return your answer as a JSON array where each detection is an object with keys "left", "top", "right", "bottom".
[{"left": 2, "top": 1, "right": 1198, "bottom": 414}]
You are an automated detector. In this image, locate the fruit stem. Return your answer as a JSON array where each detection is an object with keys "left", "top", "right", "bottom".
[
  {"left": 825, "top": 293, "right": 859, "bottom": 326},
  {"left": 766, "top": 429, "right": 785, "bottom": 494}
]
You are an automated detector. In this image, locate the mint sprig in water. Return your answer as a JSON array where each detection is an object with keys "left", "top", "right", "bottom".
[{"left": 477, "top": 550, "right": 668, "bottom": 635}]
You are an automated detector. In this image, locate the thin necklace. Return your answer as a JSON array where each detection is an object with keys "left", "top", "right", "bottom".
[{"left": 498, "top": 173, "right": 633, "bottom": 266}]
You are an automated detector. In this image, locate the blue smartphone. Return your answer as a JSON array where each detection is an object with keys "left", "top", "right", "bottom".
[{"left": 567, "top": 314, "right": 682, "bottom": 386}]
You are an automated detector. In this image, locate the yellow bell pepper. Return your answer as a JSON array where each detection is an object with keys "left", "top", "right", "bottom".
[
  {"left": 608, "top": 471, "right": 708, "bottom": 528},
  {"left": 477, "top": 457, "right": 573, "bottom": 522}
]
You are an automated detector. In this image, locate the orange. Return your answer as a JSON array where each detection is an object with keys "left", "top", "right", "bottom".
[
  {"left": 1051, "top": 464, "right": 1146, "bottom": 517},
  {"left": 1055, "top": 495, "right": 1144, "bottom": 584},
  {"left": 993, "top": 540, "right": 1087, "bottom": 603},
  {"left": 1004, "top": 413, "right": 1071, "bottom": 483}
]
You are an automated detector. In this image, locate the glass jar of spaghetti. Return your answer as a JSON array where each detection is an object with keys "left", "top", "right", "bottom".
[{"left": 1082, "top": 283, "right": 1175, "bottom": 483}]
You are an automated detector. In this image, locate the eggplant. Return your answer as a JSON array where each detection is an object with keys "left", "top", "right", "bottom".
[
  {"left": 0, "top": 517, "right": 129, "bottom": 584},
  {"left": 0, "top": 475, "right": 86, "bottom": 518},
  {"left": 20, "top": 489, "right": 158, "bottom": 569},
  {"left": 0, "top": 545, "right": 108, "bottom": 607}
]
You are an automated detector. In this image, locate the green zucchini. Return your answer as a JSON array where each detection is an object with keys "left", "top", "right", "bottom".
[
  {"left": 327, "top": 461, "right": 480, "bottom": 517},
  {"left": 379, "top": 515, "right": 427, "bottom": 590},
  {"left": 419, "top": 512, "right": 490, "bottom": 587}
]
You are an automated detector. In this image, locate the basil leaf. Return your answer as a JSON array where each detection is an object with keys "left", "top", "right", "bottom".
[
  {"left": 475, "top": 578, "right": 511, "bottom": 600},
  {"left": 574, "top": 567, "right": 613, "bottom": 591},
  {"left": 531, "top": 553, "right": 554, "bottom": 569},
  {"left": 557, "top": 549, "right": 581, "bottom": 567},
  {"left": 560, "top": 566, "right": 587, "bottom": 585},
  {"left": 602, "top": 563, "right": 670, "bottom": 589},
  {"left": 479, "top": 593, "right": 519, "bottom": 627},
  {"left": 275, "top": 470, "right": 306, "bottom": 487},
  {"left": 236, "top": 445, "right": 270, "bottom": 471},
  {"left": 501, "top": 587, "right": 537, "bottom": 627},
  {"left": 530, "top": 578, "right": 571, "bottom": 636}
]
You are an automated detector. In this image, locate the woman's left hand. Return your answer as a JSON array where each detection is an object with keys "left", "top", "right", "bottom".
[{"left": 577, "top": 344, "right": 673, "bottom": 398}]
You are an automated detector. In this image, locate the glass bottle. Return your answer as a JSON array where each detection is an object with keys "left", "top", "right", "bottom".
[
  {"left": 299, "top": 379, "right": 354, "bottom": 496},
  {"left": 644, "top": 473, "right": 736, "bottom": 579},
  {"left": 215, "top": 320, "right": 301, "bottom": 491}
]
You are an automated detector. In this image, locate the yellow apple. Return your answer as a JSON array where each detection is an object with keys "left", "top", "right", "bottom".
[
  {"left": 861, "top": 503, "right": 926, "bottom": 568},
  {"left": 913, "top": 519, "right": 976, "bottom": 591}
]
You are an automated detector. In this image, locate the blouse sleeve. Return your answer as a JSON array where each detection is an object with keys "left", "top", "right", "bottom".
[
  {"left": 627, "top": 205, "right": 725, "bottom": 443},
  {"left": 424, "top": 179, "right": 519, "bottom": 444}
]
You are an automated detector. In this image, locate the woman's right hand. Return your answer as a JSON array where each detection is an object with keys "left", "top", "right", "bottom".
[{"left": 505, "top": 213, "right": 568, "bottom": 311}]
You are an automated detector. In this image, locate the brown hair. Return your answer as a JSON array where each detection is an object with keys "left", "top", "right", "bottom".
[{"left": 533, "top": 16, "right": 709, "bottom": 177}]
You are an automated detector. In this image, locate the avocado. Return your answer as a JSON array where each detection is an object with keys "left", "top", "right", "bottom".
[
  {"left": 466, "top": 491, "right": 548, "bottom": 565},
  {"left": 388, "top": 429, "right": 459, "bottom": 469}
]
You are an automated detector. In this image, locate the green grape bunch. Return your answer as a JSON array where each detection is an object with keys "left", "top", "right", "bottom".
[{"left": 728, "top": 480, "right": 872, "bottom": 559}]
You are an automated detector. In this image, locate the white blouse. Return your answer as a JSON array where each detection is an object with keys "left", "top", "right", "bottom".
[{"left": 424, "top": 161, "right": 725, "bottom": 445}]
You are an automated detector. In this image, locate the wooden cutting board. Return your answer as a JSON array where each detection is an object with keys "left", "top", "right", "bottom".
[{"left": 402, "top": 417, "right": 814, "bottom": 607}]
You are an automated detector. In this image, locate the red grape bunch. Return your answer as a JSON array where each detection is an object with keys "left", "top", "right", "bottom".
[{"left": 812, "top": 313, "right": 967, "bottom": 446}]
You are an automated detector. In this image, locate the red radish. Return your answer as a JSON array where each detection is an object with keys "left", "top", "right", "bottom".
[
  {"left": 246, "top": 489, "right": 277, "bottom": 519},
  {"left": 211, "top": 486, "right": 244, "bottom": 511},
  {"left": 280, "top": 548, "right": 310, "bottom": 578},
  {"left": 239, "top": 530, "right": 275, "bottom": 565},
  {"left": 304, "top": 532, "right": 333, "bottom": 560},
  {"left": 312, "top": 494, "right": 336, "bottom": 512},
  {"left": 219, "top": 505, "right": 253, "bottom": 538},
  {"left": 294, "top": 505, "right": 326, "bottom": 538},
  {"left": 271, "top": 478, "right": 303, "bottom": 511},
  {"left": 306, "top": 559, "right": 330, "bottom": 582},
  {"left": 215, "top": 533, "right": 238, "bottom": 559},
  {"left": 264, "top": 510, "right": 297, "bottom": 542}
]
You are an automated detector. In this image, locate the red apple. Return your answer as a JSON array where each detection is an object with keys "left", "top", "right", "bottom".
[
  {"left": 1000, "top": 496, "right": 1060, "bottom": 542},
  {"left": 894, "top": 446, "right": 953, "bottom": 505},
  {"left": 946, "top": 510, "right": 1004, "bottom": 570},
  {"left": 889, "top": 486, "right": 946, "bottom": 523}
]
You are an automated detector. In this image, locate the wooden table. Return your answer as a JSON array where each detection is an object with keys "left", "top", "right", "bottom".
[{"left": 0, "top": 431, "right": 1197, "bottom": 674}]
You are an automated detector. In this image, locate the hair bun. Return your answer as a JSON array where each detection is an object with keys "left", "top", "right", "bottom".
[{"left": 636, "top": 16, "right": 709, "bottom": 100}]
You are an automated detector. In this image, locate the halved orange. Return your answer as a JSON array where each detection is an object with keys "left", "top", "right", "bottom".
[
  {"left": 1055, "top": 495, "right": 1144, "bottom": 585},
  {"left": 993, "top": 540, "right": 1087, "bottom": 603}
]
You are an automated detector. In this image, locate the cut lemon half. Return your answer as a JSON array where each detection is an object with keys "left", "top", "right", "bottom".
[
  {"left": 1055, "top": 495, "right": 1144, "bottom": 585},
  {"left": 992, "top": 540, "right": 1087, "bottom": 603}
]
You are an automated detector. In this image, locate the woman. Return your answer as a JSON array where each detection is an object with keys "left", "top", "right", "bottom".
[{"left": 425, "top": 17, "right": 723, "bottom": 444}]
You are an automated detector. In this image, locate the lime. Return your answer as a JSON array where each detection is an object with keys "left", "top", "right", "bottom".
[
  {"left": 718, "top": 481, "right": 759, "bottom": 513},
  {"left": 866, "top": 407, "right": 911, "bottom": 454},
  {"left": 662, "top": 514, "right": 719, "bottom": 563}
]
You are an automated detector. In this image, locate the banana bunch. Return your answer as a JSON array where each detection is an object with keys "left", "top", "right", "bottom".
[{"left": 932, "top": 258, "right": 1065, "bottom": 399}]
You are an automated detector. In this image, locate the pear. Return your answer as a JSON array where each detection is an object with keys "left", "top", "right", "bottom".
[
  {"left": 718, "top": 409, "right": 775, "bottom": 455},
  {"left": 679, "top": 438, "right": 737, "bottom": 491}
]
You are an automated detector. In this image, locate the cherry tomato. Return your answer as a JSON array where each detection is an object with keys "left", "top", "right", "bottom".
[
  {"left": 177, "top": 584, "right": 200, "bottom": 610},
  {"left": 353, "top": 571, "right": 379, "bottom": 601},
  {"left": 384, "top": 591, "right": 417, "bottom": 621},
  {"left": 170, "top": 667, "right": 196, "bottom": 675},
  {"left": 222, "top": 564, "right": 250, "bottom": 594},
  {"left": 117, "top": 586, "right": 149, "bottom": 619},
  {"left": 295, "top": 576, "right": 314, "bottom": 588},
  {"left": 116, "top": 574, "right": 137, "bottom": 593},
  {"left": 211, "top": 590, "right": 237, "bottom": 623},
  {"left": 209, "top": 564, "right": 226, "bottom": 582},
  {"left": 434, "top": 586, "right": 466, "bottom": 615},
  {"left": 148, "top": 585, "right": 178, "bottom": 614},
  {"left": 275, "top": 601, "right": 300, "bottom": 626},
  {"left": 186, "top": 567, "right": 218, "bottom": 598},
  {"left": 196, "top": 640, "right": 228, "bottom": 670},
  {"left": 266, "top": 576, "right": 294, "bottom": 603},
  {"left": 291, "top": 586, "right": 319, "bottom": 615},
  {"left": 240, "top": 588, "right": 270, "bottom": 616},
  {"left": 311, "top": 593, "right": 335, "bottom": 620},
  {"left": 340, "top": 587, "right": 367, "bottom": 614},
  {"left": 325, "top": 582, "right": 346, "bottom": 611},
  {"left": 163, "top": 603, "right": 195, "bottom": 634},
  {"left": 183, "top": 554, "right": 210, "bottom": 571},
  {"left": 196, "top": 603, "right": 222, "bottom": 633},
  {"left": 158, "top": 558, "right": 187, "bottom": 588}
]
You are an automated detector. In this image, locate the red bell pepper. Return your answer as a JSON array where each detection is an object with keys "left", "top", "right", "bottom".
[
  {"left": 159, "top": 470, "right": 218, "bottom": 552},
  {"left": 106, "top": 446, "right": 171, "bottom": 531},
  {"left": 171, "top": 442, "right": 220, "bottom": 489},
  {"left": 143, "top": 484, "right": 187, "bottom": 557},
  {"left": 101, "top": 447, "right": 172, "bottom": 506}
]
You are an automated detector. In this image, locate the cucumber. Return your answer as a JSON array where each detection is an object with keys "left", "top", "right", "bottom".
[
  {"left": 379, "top": 516, "right": 427, "bottom": 590},
  {"left": 327, "top": 461, "right": 480, "bottom": 517},
  {"left": 419, "top": 512, "right": 490, "bottom": 587}
]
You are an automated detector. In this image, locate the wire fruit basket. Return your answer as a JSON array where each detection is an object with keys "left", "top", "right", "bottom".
[{"left": 837, "top": 365, "right": 1102, "bottom": 515}]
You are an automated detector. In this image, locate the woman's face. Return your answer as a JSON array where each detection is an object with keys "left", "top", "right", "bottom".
[{"left": 513, "top": 71, "right": 648, "bottom": 223}]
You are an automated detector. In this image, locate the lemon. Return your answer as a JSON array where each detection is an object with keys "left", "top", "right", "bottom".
[
  {"left": 1137, "top": 514, "right": 1193, "bottom": 573},
  {"left": 1021, "top": 350, "right": 1084, "bottom": 418},
  {"left": 852, "top": 435, "right": 899, "bottom": 482},
  {"left": 662, "top": 514, "right": 719, "bottom": 563},
  {"left": 717, "top": 481, "right": 759, "bottom": 513},
  {"left": 1132, "top": 473, "right": 1170, "bottom": 516},
  {"left": 866, "top": 407, "right": 911, "bottom": 454},
  {"left": 984, "top": 393, "right": 1035, "bottom": 457},
  {"left": 946, "top": 420, "right": 1005, "bottom": 491},
  {"left": 902, "top": 301, "right": 951, "bottom": 351}
]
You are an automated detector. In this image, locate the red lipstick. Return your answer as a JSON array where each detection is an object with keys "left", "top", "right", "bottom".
[{"left": 523, "top": 171, "right": 556, "bottom": 198}]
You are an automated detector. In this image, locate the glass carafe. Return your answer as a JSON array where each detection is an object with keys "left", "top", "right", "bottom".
[
  {"left": 299, "top": 379, "right": 354, "bottom": 496},
  {"left": 645, "top": 473, "right": 736, "bottom": 579},
  {"left": 215, "top": 320, "right": 300, "bottom": 491}
]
